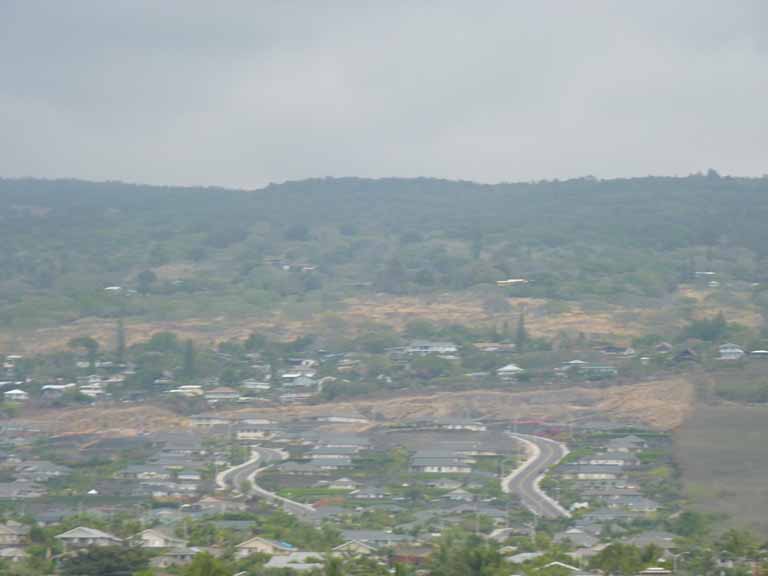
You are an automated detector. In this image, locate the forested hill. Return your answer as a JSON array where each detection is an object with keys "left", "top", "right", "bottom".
[{"left": 1, "top": 174, "right": 768, "bottom": 329}]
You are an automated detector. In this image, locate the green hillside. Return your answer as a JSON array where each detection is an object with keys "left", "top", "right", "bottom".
[{"left": 1, "top": 174, "right": 768, "bottom": 329}]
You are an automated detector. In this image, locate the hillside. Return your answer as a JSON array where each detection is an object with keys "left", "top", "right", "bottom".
[{"left": 1, "top": 174, "right": 768, "bottom": 346}]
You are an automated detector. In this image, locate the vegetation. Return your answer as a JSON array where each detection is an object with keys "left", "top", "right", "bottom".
[{"left": 3, "top": 175, "right": 768, "bottom": 333}]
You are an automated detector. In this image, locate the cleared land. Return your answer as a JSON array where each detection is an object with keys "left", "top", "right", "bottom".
[
  {"left": 16, "top": 377, "right": 694, "bottom": 439},
  {"left": 4, "top": 286, "right": 757, "bottom": 355}
]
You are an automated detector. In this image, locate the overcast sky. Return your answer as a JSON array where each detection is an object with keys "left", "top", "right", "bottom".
[{"left": 0, "top": 1, "right": 766, "bottom": 188}]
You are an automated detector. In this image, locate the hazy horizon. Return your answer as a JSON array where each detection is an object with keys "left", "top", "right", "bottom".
[{"left": 1, "top": 1, "right": 766, "bottom": 188}]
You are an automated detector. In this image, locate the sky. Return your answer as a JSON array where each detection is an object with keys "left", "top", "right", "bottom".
[{"left": 0, "top": 1, "right": 766, "bottom": 189}]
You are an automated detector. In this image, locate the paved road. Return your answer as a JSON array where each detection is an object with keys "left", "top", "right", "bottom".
[
  {"left": 217, "top": 446, "right": 316, "bottom": 517},
  {"left": 502, "top": 432, "right": 571, "bottom": 518}
]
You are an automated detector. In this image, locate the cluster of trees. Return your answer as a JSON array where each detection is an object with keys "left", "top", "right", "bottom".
[{"left": 3, "top": 175, "right": 768, "bottom": 329}]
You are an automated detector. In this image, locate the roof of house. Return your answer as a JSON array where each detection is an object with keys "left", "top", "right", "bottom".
[
  {"left": 333, "top": 540, "right": 378, "bottom": 552},
  {"left": 236, "top": 536, "right": 296, "bottom": 551},
  {"left": 341, "top": 530, "right": 413, "bottom": 544},
  {"left": 56, "top": 527, "right": 122, "bottom": 541}
]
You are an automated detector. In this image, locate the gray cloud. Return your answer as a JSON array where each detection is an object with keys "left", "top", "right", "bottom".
[{"left": 0, "top": 0, "right": 765, "bottom": 188}]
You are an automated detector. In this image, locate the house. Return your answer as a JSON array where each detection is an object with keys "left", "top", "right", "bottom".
[
  {"left": 189, "top": 415, "right": 230, "bottom": 428},
  {"left": 195, "top": 496, "right": 247, "bottom": 514},
  {"left": 554, "top": 528, "right": 599, "bottom": 549},
  {"left": 310, "top": 457, "right": 353, "bottom": 470},
  {"left": 235, "top": 536, "right": 295, "bottom": 558},
  {"left": 0, "top": 521, "right": 30, "bottom": 546},
  {"left": 333, "top": 540, "right": 378, "bottom": 557},
  {"left": 16, "top": 460, "right": 72, "bottom": 482},
  {"left": 607, "top": 495, "right": 659, "bottom": 513},
  {"left": 443, "top": 488, "right": 474, "bottom": 502},
  {"left": 150, "top": 547, "right": 201, "bottom": 568},
  {"left": 411, "top": 457, "right": 472, "bottom": 474},
  {"left": 428, "top": 478, "right": 463, "bottom": 490},
  {"left": 315, "top": 411, "right": 369, "bottom": 424},
  {"left": 177, "top": 469, "right": 202, "bottom": 483},
  {"left": 582, "top": 365, "right": 618, "bottom": 379},
  {"left": 405, "top": 341, "right": 459, "bottom": 355},
  {"left": 264, "top": 551, "right": 324, "bottom": 572},
  {"left": 310, "top": 446, "right": 361, "bottom": 459},
  {"left": 278, "top": 462, "right": 328, "bottom": 476},
  {"left": 55, "top": 527, "right": 123, "bottom": 550},
  {"left": 433, "top": 418, "right": 487, "bottom": 432},
  {"left": 719, "top": 343, "right": 745, "bottom": 361},
  {"left": 497, "top": 363, "right": 525, "bottom": 380},
  {"left": 132, "top": 528, "right": 187, "bottom": 549},
  {"left": 674, "top": 348, "right": 698, "bottom": 362},
  {"left": 204, "top": 387, "right": 240, "bottom": 402},
  {"left": 606, "top": 435, "right": 647, "bottom": 453},
  {"left": 117, "top": 465, "right": 172, "bottom": 481},
  {"left": 585, "top": 452, "right": 636, "bottom": 466},
  {"left": 600, "top": 346, "right": 636, "bottom": 357},
  {"left": 559, "top": 464, "right": 623, "bottom": 480},
  {"left": 3, "top": 390, "right": 28, "bottom": 402},
  {"left": 0, "top": 547, "right": 27, "bottom": 562},
  {"left": 351, "top": 486, "right": 388, "bottom": 500},
  {"left": 622, "top": 531, "right": 679, "bottom": 551},
  {"left": 328, "top": 477, "right": 359, "bottom": 491},
  {"left": 340, "top": 530, "right": 413, "bottom": 547},
  {"left": 392, "top": 543, "right": 433, "bottom": 565},
  {"left": 750, "top": 349, "right": 768, "bottom": 359}
]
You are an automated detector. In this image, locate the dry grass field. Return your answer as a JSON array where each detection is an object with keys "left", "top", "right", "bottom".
[{"left": 0, "top": 288, "right": 722, "bottom": 354}]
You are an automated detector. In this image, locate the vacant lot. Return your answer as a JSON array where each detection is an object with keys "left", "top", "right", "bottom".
[{"left": 676, "top": 402, "right": 768, "bottom": 534}]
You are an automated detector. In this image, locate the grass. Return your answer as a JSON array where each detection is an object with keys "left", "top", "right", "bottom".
[{"left": 675, "top": 402, "right": 768, "bottom": 534}]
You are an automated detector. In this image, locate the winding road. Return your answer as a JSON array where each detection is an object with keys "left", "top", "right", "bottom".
[
  {"left": 216, "top": 446, "right": 316, "bottom": 517},
  {"left": 502, "top": 432, "right": 571, "bottom": 518}
]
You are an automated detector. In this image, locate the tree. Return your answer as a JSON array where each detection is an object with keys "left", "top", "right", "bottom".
[
  {"left": 182, "top": 340, "right": 197, "bottom": 379},
  {"left": 515, "top": 311, "right": 529, "bottom": 351},
  {"left": 183, "top": 552, "right": 229, "bottom": 576},
  {"left": 59, "top": 546, "right": 149, "bottom": 576},
  {"left": 325, "top": 556, "right": 344, "bottom": 576},
  {"left": 68, "top": 336, "right": 99, "bottom": 368},
  {"left": 136, "top": 269, "right": 157, "bottom": 295},
  {"left": 590, "top": 543, "right": 643, "bottom": 576},
  {"left": 115, "top": 318, "right": 126, "bottom": 363}
]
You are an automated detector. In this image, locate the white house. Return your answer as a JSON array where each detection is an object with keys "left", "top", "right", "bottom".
[
  {"left": 235, "top": 536, "right": 296, "bottom": 558},
  {"left": 131, "top": 528, "right": 187, "bottom": 549},
  {"left": 719, "top": 343, "right": 745, "bottom": 361},
  {"left": 496, "top": 363, "right": 524, "bottom": 380},
  {"left": 204, "top": 387, "right": 240, "bottom": 402},
  {"left": 55, "top": 527, "right": 123, "bottom": 550},
  {"left": 405, "top": 341, "right": 459, "bottom": 355},
  {"left": 3, "top": 390, "right": 28, "bottom": 402}
]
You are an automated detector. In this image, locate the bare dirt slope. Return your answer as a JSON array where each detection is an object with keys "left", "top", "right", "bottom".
[{"left": 15, "top": 377, "right": 693, "bottom": 439}]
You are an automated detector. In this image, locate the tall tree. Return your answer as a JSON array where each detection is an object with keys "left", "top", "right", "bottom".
[
  {"left": 182, "top": 339, "right": 197, "bottom": 379},
  {"left": 68, "top": 336, "right": 99, "bottom": 369},
  {"left": 515, "top": 311, "right": 529, "bottom": 351},
  {"left": 115, "top": 318, "right": 126, "bottom": 363}
]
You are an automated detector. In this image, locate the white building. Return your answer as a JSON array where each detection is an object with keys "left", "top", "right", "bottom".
[{"left": 3, "top": 390, "right": 28, "bottom": 402}]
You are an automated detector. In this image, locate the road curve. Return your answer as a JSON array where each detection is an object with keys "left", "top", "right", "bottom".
[
  {"left": 217, "top": 447, "right": 316, "bottom": 517},
  {"left": 502, "top": 432, "right": 571, "bottom": 518}
]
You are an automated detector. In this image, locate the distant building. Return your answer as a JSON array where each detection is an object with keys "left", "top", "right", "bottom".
[
  {"left": 718, "top": 343, "right": 745, "bottom": 361},
  {"left": 3, "top": 390, "right": 28, "bottom": 402},
  {"left": 405, "top": 341, "right": 459, "bottom": 355},
  {"left": 497, "top": 363, "right": 525, "bottom": 381}
]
